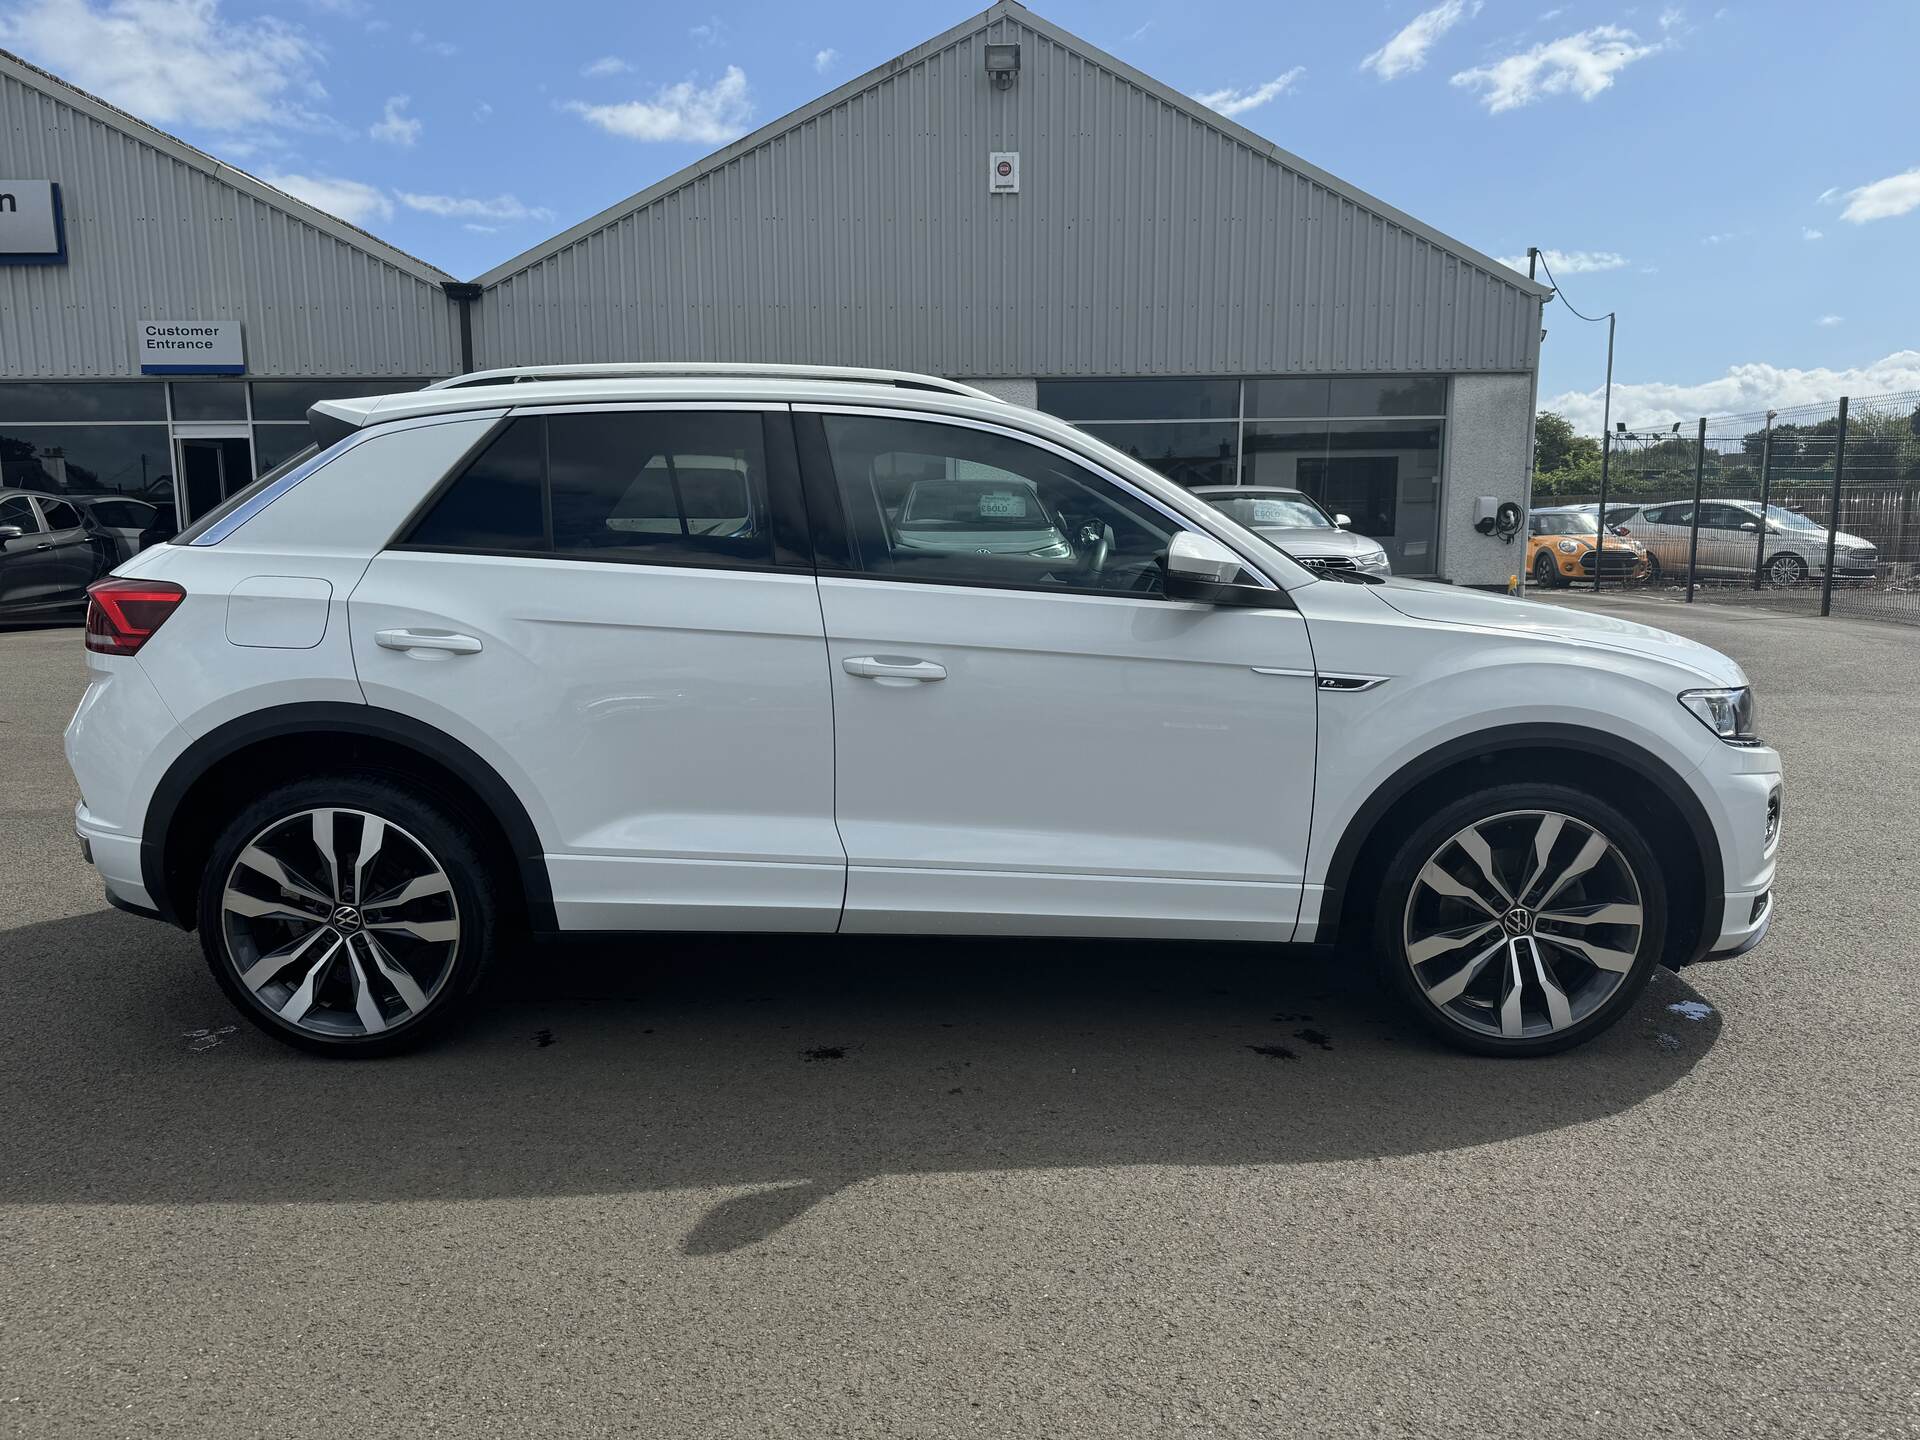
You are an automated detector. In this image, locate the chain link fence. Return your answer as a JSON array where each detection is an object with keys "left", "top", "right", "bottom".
[{"left": 1532, "top": 390, "right": 1920, "bottom": 624}]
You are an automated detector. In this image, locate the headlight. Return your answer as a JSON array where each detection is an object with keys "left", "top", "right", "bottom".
[
  {"left": 1357, "top": 549, "right": 1391, "bottom": 572},
  {"left": 1679, "top": 687, "right": 1758, "bottom": 743},
  {"left": 1028, "top": 541, "right": 1073, "bottom": 558},
  {"left": 1556, "top": 539, "right": 1579, "bottom": 554}
]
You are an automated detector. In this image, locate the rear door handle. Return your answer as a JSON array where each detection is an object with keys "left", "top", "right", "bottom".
[
  {"left": 842, "top": 654, "right": 947, "bottom": 683},
  {"left": 375, "top": 628, "right": 483, "bottom": 656}
]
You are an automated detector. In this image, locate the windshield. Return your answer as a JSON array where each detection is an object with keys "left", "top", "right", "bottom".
[
  {"left": 1531, "top": 513, "right": 1598, "bottom": 537},
  {"left": 1205, "top": 493, "right": 1332, "bottom": 530},
  {"left": 1762, "top": 504, "right": 1823, "bottom": 532},
  {"left": 900, "top": 479, "right": 1055, "bottom": 530}
]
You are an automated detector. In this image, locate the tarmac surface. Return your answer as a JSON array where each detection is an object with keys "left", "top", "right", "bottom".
[{"left": 2, "top": 590, "right": 1915, "bottom": 1438}]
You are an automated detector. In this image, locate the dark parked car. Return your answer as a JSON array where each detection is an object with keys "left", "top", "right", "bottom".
[{"left": 0, "top": 488, "right": 107, "bottom": 621}]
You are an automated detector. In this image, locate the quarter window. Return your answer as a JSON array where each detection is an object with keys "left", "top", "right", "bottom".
[{"left": 819, "top": 415, "right": 1179, "bottom": 596}]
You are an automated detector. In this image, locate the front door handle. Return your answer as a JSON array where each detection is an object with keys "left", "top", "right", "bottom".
[
  {"left": 34, "top": 542, "right": 53, "bottom": 551},
  {"left": 842, "top": 654, "right": 947, "bottom": 683},
  {"left": 375, "top": 628, "right": 483, "bottom": 656}
]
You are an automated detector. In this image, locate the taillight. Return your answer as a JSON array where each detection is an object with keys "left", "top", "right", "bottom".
[{"left": 85, "top": 578, "right": 186, "bottom": 655}]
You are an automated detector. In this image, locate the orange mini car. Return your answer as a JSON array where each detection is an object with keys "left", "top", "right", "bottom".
[{"left": 1527, "top": 506, "right": 1650, "bottom": 587}]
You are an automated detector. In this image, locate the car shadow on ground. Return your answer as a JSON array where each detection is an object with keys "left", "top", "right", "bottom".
[{"left": 1, "top": 910, "right": 1722, "bottom": 1252}]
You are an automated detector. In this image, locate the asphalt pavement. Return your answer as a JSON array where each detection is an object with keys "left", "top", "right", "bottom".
[{"left": 2, "top": 592, "right": 1916, "bottom": 1438}]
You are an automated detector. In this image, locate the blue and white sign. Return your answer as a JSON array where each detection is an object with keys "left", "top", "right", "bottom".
[
  {"left": 138, "top": 321, "right": 246, "bottom": 375},
  {"left": 0, "top": 180, "right": 65, "bottom": 264}
]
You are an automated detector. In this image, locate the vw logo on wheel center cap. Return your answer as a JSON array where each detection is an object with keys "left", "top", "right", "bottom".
[
  {"left": 1500, "top": 906, "right": 1534, "bottom": 936},
  {"left": 330, "top": 905, "right": 364, "bottom": 933}
]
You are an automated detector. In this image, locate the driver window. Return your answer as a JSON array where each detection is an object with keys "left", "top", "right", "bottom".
[
  {"left": 0, "top": 495, "right": 41, "bottom": 533},
  {"left": 819, "top": 414, "right": 1179, "bottom": 595}
]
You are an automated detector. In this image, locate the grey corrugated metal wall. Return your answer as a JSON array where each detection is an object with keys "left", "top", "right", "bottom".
[
  {"left": 0, "top": 65, "right": 459, "bottom": 379},
  {"left": 475, "top": 11, "right": 1539, "bottom": 378}
]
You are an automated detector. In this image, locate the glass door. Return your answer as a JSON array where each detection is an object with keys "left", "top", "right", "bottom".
[{"left": 174, "top": 430, "right": 253, "bottom": 525}]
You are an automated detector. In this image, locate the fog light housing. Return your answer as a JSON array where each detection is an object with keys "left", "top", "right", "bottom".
[{"left": 1764, "top": 787, "right": 1781, "bottom": 847}]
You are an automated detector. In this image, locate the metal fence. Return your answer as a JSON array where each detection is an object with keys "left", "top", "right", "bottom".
[{"left": 1531, "top": 390, "right": 1920, "bottom": 624}]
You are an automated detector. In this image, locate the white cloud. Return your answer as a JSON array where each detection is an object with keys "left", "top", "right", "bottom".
[
  {"left": 1659, "top": 6, "right": 1685, "bottom": 30},
  {"left": 1362, "top": 1, "right": 1480, "bottom": 82},
  {"left": 1495, "top": 247, "right": 1629, "bottom": 275},
  {"left": 396, "top": 191, "right": 554, "bottom": 223},
  {"left": 462, "top": 223, "right": 497, "bottom": 234},
  {"left": 689, "top": 16, "right": 724, "bottom": 45},
  {"left": 1801, "top": 227, "right": 1822, "bottom": 240},
  {"left": 813, "top": 48, "right": 838, "bottom": 74},
  {"left": 1195, "top": 67, "right": 1305, "bottom": 117},
  {"left": 1450, "top": 25, "right": 1661, "bottom": 112},
  {"left": 1701, "top": 231, "right": 1734, "bottom": 245},
  {"left": 369, "top": 94, "right": 419, "bottom": 147},
  {"left": 259, "top": 170, "right": 392, "bottom": 225},
  {"left": 566, "top": 66, "right": 753, "bottom": 144},
  {"left": 582, "top": 55, "right": 630, "bottom": 78},
  {"left": 1544, "top": 350, "right": 1920, "bottom": 432},
  {"left": 473, "top": 101, "right": 493, "bottom": 122},
  {"left": 0, "top": 0, "right": 327, "bottom": 132},
  {"left": 1815, "top": 185, "right": 1841, "bottom": 205},
  {"left": 1124, "top": 20, "right": 1154, "bottom": 42},
  {"left": 409, "top": 29, "right": 455, "bottom": 57},
  {"left": 1817, "top": 314, "right": 1843, "bottom": 327},
  {"left": 1838, "top": 165, "right": 1920, "bottom": 224}
]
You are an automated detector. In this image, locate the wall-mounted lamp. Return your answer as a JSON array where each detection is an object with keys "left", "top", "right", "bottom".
[{"left": 984, "top": 42, "right": 1021, "bottom": 89}]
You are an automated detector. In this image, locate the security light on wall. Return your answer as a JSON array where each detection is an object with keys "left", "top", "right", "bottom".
[{"left": 984, "top": 43, "right": 1021, "bottom": 88}]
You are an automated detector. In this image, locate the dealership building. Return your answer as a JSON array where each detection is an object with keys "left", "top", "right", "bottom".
[{"left": 0, "top": 2, "right": 1545, "bottom": 584}]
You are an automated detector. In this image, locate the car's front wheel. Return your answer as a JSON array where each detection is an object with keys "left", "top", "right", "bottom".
[
  {"left": 1532, "top": 550, "right": 1563, "bottom": 588},
  {"left": 1765, "top": 552, "right": 1807, "bottom": 587},
  {"left": 196, "top": 776, "right": 499, "bottom": 1055},
  {"left": 1373, "top": 784, "right": 1667, "bottom": 1056}
]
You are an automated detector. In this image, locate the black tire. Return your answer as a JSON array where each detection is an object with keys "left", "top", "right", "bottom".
[
  {"left": 1371, "top": 782, "right": 1668, "bottom": 1057},
  {"left": 196, "top": 775, "right": 500, "bottom": 1056},
  {"left": 1644, "top": 554, "right": 1663, "bottom": 585},
  {"left": 1765, "top": 552, "right": 1806, "bottom": 588},
  {"left": 1532, "top": 550, "right": 1563, "bottom": 589}
]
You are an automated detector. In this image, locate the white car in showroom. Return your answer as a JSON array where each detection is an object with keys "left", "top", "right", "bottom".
[{"left": 65, "top": 364, "right": 1780, "bottom": 1058}]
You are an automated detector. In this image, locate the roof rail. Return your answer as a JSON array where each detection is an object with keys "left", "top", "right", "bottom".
[{"left": 424, "top": 362, "right": 999, "bottom": 401}]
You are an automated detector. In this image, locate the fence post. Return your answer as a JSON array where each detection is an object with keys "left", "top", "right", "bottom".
[
  {"left": 1820, "top": 396, "right": 1849, "bottom": 617},
  {"left": 1594, "top": 429, "right": 1613, "bottom": 590},
  {"left": 1685, "top": 417, "right": 1707, "bottom": 602},
  {"left": 1751, "top": 415, "right": 1774, "bottom": 589}
]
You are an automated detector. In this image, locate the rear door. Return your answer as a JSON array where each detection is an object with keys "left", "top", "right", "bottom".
[
  {"left": 799, "top": 407, "right": 1318, "bottom": 940},
  {"left": 349, "top": 404, "right": 844, "bottom": 933}
]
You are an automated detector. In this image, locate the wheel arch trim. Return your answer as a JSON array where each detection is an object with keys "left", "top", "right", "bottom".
[
  {"left": 139, "top": 701, "right": 556, "bottom": 933},
  {"left": 1313, "top": 721, "right": 1723, "bottom": 961}
]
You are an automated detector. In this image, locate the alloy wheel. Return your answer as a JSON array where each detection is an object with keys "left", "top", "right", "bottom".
[
  {"left": 1767, "top": 553, "right": 1806, "bottom": 587},
  {"left": 1402, "top": 809, "right": 1645, "bottom": 1041},
  {"left": 219, "top": 807, "right": 460, "bottom": 1038}
]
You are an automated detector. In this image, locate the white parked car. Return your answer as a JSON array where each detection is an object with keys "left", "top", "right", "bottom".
[
  {"left": 65, "top": 364, "right": 1781, "bottom": 1059},
  {"left": 1611, "top": 499, "right": 1877, "bottom": 586},
  {"left": 1186, "top": 485, "right": 1392, "bottom": 575}
]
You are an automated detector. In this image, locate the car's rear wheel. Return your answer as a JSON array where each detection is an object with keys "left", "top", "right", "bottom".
[
  {"left": 196, "top": 776, "right": 498, "bottom": 1056},
  {"left": 1765, "top": 552, "right": 1807, "bottom": 587},
  {"left": 1372, "top": 784, "right": 1667, "bottom": 1056}
]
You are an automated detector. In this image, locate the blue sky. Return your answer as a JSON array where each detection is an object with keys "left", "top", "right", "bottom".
[{"left": 2, "top": 0, "right": 1916, "bottom": 426}]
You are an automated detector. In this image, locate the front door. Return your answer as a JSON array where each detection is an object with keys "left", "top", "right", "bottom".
[
  {"left": 29, "top": 496, "right": 103, "bottom": 600},
  {"left": 349, "top": 404, "right": 844, "bottom": 932},
  {"left": 800, "top": 409, "right": 1319, "bottom": 940}
]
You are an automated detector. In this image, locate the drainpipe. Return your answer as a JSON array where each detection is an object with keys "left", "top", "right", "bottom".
[{"left": 441, "top": 282, "right": 482, "bottom": 374}]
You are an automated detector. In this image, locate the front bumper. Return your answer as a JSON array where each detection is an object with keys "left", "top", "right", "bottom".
[{"left": 1689, "top": 747, "right": 1781, "bottom": 962}]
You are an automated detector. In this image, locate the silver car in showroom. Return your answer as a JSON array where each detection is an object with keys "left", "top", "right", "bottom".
[{"left": 1188, "top": 485, "right": 1392, "bottom": 575}]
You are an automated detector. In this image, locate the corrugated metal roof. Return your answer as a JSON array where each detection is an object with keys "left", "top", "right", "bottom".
[
  {"left": 0, "top": 48, "right": 459, "bottom": 379},
  {"left": 470, "top": 1, "right": 1544, "bottom": 378}
]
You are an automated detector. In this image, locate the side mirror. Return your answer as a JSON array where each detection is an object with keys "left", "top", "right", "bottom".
[
  {"left": 1161, "top": 532, "right": 1287, "bottom": 607},
  {"left": 1334, "top": 513, "right": 1352, "bottom": 528},
  {"left": 0, "top": 525, "right": 24, "bottom": 542}
]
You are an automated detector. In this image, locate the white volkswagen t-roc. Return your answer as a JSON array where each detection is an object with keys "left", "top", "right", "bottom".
[{"left": 64, "top": 364, "right": 1781, "bottom": 1058}]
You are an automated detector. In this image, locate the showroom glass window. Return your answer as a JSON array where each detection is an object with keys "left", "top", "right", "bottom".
[{"left": 1037, "top": 376, "right": 1448, "bottom": 576}]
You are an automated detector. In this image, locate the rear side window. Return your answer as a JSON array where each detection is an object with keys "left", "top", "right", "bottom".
[
  {"left": 40, "top": 499, "right": 82, "bottom": 530},
  {"left": 404, "top": 411, "right": 775, "bottom": 568}
]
